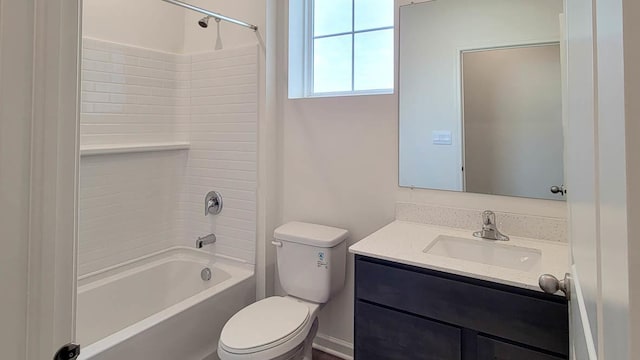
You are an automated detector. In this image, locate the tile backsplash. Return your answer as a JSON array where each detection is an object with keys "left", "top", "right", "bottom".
[{"left": 396, "top": 202, "right": 567, "bottom": 242}]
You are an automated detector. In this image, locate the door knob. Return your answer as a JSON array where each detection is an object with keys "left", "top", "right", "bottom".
[
  {"left": 550, "top": 185, "right": 566, "bottom": 196},
  {"left": 538, "top": 273, "right": 571, "bottom": 299}
]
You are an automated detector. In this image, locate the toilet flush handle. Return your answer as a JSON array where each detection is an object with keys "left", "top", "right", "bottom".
[{"left": 271, "top": 240, "right": 283, "bottom": 247}]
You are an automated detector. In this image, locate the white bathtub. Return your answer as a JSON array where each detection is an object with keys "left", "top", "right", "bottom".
[{"left": 77, "top": 247, "right": 255, "bottom": 360}]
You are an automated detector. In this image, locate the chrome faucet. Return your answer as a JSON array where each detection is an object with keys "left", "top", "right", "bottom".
[
  {"left": 196, "top": 233, "right": 217, "bottom": 248},
  {"left": 473, "top": 210, "right": 509, "bottom": 241}
]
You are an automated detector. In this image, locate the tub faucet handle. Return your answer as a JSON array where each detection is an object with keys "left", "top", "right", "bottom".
[{"left": 205, "top": 191, "right": 223, "bottom": 216}]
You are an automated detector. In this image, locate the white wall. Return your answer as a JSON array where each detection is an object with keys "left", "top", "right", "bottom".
[
  {"left": 398, "top": 0, "right": 563, "bottom": 191},
  {"left": 83, "top": 0, "right": 186, "bottom": 53},
  {"left": 83, "top": 0, "right": 265, "bottom": 55},
  {"left": 280, "top": 95, "right": 398, "bottom": 347}
]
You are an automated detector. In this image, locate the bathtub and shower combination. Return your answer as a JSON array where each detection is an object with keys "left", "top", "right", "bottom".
[
  {"left": 75, "top": 2, "right": 262, "bottom": 359},
  {"left": 76, "top": 247, "right": 255, "bottom": 360}
]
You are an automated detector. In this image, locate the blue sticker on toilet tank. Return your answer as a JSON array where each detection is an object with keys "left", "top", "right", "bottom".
[{"left": 317, "top": 251, "right": 328, "bottom": 268}]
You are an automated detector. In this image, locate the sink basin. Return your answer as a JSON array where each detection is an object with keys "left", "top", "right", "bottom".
[{"left": 423, "top": 235, "right": 542, "bottom": 272}]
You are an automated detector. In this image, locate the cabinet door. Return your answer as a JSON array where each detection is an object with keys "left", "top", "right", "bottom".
[
  {"left": 356, "top": 257, "right": 569, "bottom": 356},
  {"left": 477, "top": 336, "right": 566, "bottom": 360},
  {"left": 355, "top": 301, "right": 461, "bottom": 360}
]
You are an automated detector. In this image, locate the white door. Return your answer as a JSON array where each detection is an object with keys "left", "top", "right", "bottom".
[
  {"left": 564, "top": 0, "right": 599, "bottom": 357},
  {"left": 564, "top": 0, "right": 635, "bottom": 359},
  {"left": 0, "top": 0, "right": 81, "bottom": 359}
]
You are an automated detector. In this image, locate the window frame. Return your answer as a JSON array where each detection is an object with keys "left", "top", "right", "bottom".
[{"left": 303, "top": 0, "right": 395, "bottom": 97}]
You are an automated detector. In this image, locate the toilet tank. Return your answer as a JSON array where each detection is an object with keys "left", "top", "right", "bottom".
[{"left": 274, "top": 222, "right": 349, "bottom": 303}]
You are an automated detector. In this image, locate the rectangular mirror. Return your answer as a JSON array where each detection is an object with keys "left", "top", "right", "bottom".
[{"left": 398, "top": 0, "right": 565, "bottom": 200}]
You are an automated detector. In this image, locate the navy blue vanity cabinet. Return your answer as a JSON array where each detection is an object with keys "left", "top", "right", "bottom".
[{"left": 354, "top": 255, "right": 569, "bottom": 360}]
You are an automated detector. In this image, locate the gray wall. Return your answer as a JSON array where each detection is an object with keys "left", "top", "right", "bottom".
[{"left": 463, "top": 45, "right": 564, "bottom": 200}]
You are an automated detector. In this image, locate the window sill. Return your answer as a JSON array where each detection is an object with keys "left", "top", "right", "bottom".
[{"left": 288, "top": 89, "right": 395, "bottom": 100}]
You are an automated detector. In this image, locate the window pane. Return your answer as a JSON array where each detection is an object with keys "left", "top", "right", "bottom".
[
  {"left": 354, "top": 0, "right": 394, "bottom": 31},
  {"left": 314, "top": 35, "right": 353, "bottom": 93},
  {"left": 314, "top": 0, "right": 353, "bottom": 37},
  {"left": 354, "top": 29, "right": 394, "bottom": 91}
]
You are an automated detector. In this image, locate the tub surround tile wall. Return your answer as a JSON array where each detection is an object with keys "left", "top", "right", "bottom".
[
  {"left": 81, "top": 38, "right": 190, "bottom": 146},
  {"left": 180, "top": 46, "right": 258, "bottom": 263},
  {"left": 396, "top": 202, "right": 567, "bottom": 242},
  {"left": 79, "top": 39, "right": 258, "bottom": 275},
  {"left": 79, "top": 152, "right": 187, "bottom": 276},
  {"left": 79, "top": 39, "right": 191, "bottom": 275}
]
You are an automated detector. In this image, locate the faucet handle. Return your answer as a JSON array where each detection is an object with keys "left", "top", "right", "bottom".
[
  {"left": 205, "top": 191, "right": 223, "bottom": 216},
  {"left": 482, "top": 210, "right": 496, "bottom": 226},
  {"left": 475, "top": 210, "right": 509, "bottom": 241}
]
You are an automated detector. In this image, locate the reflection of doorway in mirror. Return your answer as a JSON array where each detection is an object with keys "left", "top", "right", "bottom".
[{"left": 461, "top": 44, "right": 564, "bottom": 200}]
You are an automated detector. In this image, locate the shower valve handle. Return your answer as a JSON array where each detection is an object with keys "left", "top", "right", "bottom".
[{"left": 205, "top": 191, "right": 223, "bottom": 216}]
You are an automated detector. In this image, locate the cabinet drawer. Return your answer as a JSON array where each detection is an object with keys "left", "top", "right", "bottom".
[
  {"left": 355, "top": 257, "right": 569, "bottom": 356},
  {"left": 355, "top": 300, "right": 461, "bottom": 360},
  {"left": 477, "top": 336, "right": 565, "bottom": 360}
]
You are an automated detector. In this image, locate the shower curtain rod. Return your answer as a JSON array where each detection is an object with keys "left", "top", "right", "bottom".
[{"left": 161, "top": 0, "right": 258, "bottom": 31}]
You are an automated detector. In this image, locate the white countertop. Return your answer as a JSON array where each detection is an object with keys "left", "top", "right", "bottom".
[{"left": 349, "top": 220, "right": 569, "bottom": 294}]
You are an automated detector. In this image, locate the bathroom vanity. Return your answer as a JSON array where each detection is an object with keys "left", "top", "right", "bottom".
[
  {"left": 350, "top": 221, "right": 569, "bottom": 360},
  {"left": 369, "top": 0, "right": 572, "bottom": 357}
]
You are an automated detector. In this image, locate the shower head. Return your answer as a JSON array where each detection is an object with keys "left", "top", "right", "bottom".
[
  {"left": 198, "top": 16, "right": 210, "bottom": 28},
  {"left": 197, "top": 15, "right": 223, "bottom": 50}
]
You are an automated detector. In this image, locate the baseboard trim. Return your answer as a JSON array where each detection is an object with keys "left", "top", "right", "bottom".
[
  {"left": 313, "top": 333, "right": 354, "bottom": 360},
  {"left": 201, "top": 350, "right": 218, "bottom": 360},
  {"left": 204, "top": 334, "right": 353, "bottom": 360}
]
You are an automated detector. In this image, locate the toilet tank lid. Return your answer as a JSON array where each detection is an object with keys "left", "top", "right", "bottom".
[{"left": 274, "top": 222, "right": 349, "bottom": 247}]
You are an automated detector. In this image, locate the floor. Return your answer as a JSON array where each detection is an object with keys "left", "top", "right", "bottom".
[{"left": 312, "top": 349, "right": 342, "bottom": 360}]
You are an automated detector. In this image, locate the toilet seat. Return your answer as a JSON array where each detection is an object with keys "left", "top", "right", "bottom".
[{"left": 219, "top": 297, "right": 313, "bottom": 356}]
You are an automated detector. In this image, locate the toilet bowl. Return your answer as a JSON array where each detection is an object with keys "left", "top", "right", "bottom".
[
  {"left": 218, "top": 296, "right": 320, "bottom": 360},
  {"left": 217, "top": 222, "right": 349, "bottom": 360}
]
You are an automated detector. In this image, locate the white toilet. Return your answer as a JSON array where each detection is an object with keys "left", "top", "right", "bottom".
[{"left": 218, "top": 222, "right": 349, "bottom": 360}]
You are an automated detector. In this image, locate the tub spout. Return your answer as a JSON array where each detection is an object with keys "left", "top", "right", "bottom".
[{"left": 196, "top": 233, "right": 217, "bottom": 248}]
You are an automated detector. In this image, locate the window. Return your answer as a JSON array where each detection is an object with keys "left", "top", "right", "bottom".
[{"left": 289, "top": 0, "right": 395, "bottom": 98}]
